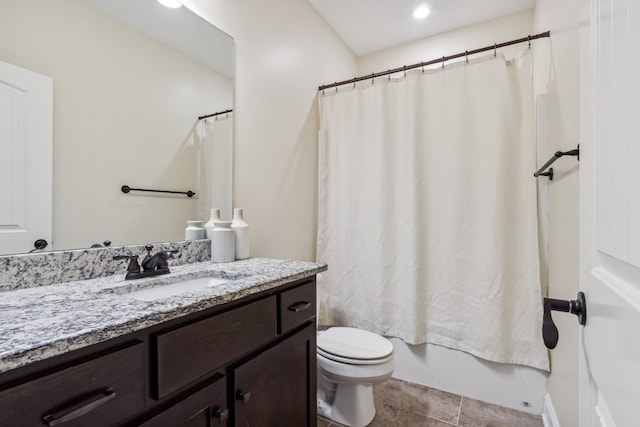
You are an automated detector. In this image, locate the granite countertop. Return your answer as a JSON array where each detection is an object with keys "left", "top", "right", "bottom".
[{"left": 0, "top": 258, "right": 327, "bottom": 374}]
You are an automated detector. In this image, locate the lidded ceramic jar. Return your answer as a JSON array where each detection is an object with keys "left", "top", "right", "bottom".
[
  {"left": 185, "top": 220, "right": 205, "bottom": 240},
  {"left": 211, "top": 220, "right": 235, "bottom": 263}
]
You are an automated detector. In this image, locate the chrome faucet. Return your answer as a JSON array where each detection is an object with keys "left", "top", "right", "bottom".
[{"left": 114, "top": 244, "right": 178, "bottom": 280}]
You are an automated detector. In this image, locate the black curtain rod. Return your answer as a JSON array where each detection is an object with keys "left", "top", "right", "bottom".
[
  {"left": 318, "top": 31, "right": 550, "bottom": 91},
  {"left": 198, "top": 109, "right": 233, "bottom": 121}
]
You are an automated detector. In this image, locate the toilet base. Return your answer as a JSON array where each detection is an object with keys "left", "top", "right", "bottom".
[{"left": 318, "top": 383, "right": 376, "bottom": 427}]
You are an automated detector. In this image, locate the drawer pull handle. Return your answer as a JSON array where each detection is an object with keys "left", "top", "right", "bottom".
[
  {"left": 42, "top": 388, "right": 115, "bottom": 426},
  {"left": 288, "top": 301, "right": 311, "bottom": 312},
  {"left": 214, "top": 407, "right": 229, "bottom": 423},
  {"left": 236, "top": 390, "right": 252, "bottom": 404}
]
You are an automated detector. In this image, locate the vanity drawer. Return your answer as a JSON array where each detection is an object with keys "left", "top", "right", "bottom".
[
  {"left": 279, "top": 280, "right": 316, "bottom": 333},
  {"left": 0, "top": 341, "right": 144, "bottom": 427},
  {"left": 153, "top": 296, "right": 277, "bottom": 399}
]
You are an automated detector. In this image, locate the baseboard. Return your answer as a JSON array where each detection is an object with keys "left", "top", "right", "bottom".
[{"left": 542, "top": 393, "right": 560, "bottom": 427}]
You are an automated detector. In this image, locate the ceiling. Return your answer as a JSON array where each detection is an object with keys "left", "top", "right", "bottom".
[{"left": 308, "top": 0, "right": 535, "bottom": 56}]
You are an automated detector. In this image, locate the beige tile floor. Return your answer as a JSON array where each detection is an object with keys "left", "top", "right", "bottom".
[{"left": 318, "top": 378, "right": 543, "bottom": 427}]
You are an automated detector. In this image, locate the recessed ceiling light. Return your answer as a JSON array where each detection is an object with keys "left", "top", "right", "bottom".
[
  {"left": 157, "top": 0, "right": 182, "bottom": 8},
  {"left": 413, "top": 4, "right": 430, "bottom": 19}
]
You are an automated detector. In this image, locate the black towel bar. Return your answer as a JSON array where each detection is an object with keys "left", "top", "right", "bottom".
[
  {"left": 121, "top": 185, "right": 195, "bottom": 198},
  {"left": 534, "top": 145, "right": 580, "bottom": 180}
]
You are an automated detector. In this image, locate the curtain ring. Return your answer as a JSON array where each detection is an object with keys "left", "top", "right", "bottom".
[
  {"left": 403, "top": 66, "right": 407, "bottom": 77},
  {"left": 528, "top": 35, "right": 531, "bottom": 49},
  {"left": 388, "top": 70, "right": 391, "bottom": 81},
  {"left": 465, "top": 50, "right": 468, "bottom": 63},
  {"left": 371, "top": 73, "right": 375, "bottom": 84},
  {"left": 334, "top": 83, "right": 338, "bottom": 92},
  {"left": 442, "top": 56, "right": 445, "bottom": 69},
  {"left": 421, "top": 61, "right": 425, "bottom": 73},
  {"left": 494, "top": 43, "right": 497, "bottom": 57}
]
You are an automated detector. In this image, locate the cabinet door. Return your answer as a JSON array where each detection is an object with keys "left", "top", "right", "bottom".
[
  {"left": 141, "top": 377, "right": 228, "bottom": 427},
  {"left": 232, "top": 323, "right": 316, "bottom": 427}
]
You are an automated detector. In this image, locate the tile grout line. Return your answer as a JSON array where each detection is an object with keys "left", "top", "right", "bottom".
[{"left": 457, "top": 395, "right": 464, "bottom": 426}]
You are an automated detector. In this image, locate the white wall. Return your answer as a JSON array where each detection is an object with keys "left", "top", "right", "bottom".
[
  {"left": 183, "top": 0, "right": 357, "bottom": 262},
  {"left": 0, "top": 0, "right": 233, "bottom": 250},
  {"left": 356, "top": 10, "right": 550, "bottom": 415},
  {"left": 533, "top": 1, "right": 581, "bottom": 425}
]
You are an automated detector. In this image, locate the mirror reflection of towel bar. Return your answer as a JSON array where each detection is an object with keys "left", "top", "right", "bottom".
[
  {"left": 121, "top": 185, "right": 195, "bottom": 198},
  {"left": 534, "top": 145, "right": 580, "bottom": 180}
]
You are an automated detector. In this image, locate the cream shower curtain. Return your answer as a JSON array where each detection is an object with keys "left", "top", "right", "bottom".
[
  {"left": 317, "top": 51, "right": 548, "bottom": 371},
  {"left": 196, "top": 115, "right": 234, "bottom": 221}
]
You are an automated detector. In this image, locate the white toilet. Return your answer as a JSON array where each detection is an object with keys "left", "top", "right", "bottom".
[{"left": 317, "top": 327, "right": 394, "bottom": 427}]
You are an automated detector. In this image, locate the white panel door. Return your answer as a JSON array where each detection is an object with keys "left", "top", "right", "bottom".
[
  {"left": 580, "top": 0, "right": 640, "bottom": 425},
  {"left": 0, "top": 60, "right": 52, "bottom": 255}
]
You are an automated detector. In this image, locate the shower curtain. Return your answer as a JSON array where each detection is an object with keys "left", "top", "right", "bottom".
[
  {"left": 317, "top": 51, "right": 548, "bottom": 371},
  {"left": 196, "top": 115, "right": 233, "bottom": 221}
]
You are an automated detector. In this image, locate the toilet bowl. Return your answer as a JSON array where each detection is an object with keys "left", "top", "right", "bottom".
[{"left": 317, "top": 327, "right": 394, "bottom": 427}]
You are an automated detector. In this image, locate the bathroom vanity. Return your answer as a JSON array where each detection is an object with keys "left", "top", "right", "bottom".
[{"left": 0, "top": 256, "right": 326, "bottom": 426}]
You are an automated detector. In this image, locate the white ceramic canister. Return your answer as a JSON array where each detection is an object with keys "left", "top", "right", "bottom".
[
  {"left": 211, "top": 220, "right": 235, "bottom": 262},
  {"left": 204, "top": 208, "right": 221, "bottom": 239},
  {"left": 185, "top": 220, "right": 205, "bottom": 240},
  {"left": 231, "top": 208, "right": 250, "bottom": 260}
]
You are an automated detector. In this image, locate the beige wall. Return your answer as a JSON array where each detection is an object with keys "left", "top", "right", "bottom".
[
  {"left": 533, "top": 0, "right": 581, "bottom": 424},
  {"left": 0, "top": 0, "right": 233, "bottom": 250},
  {"left": 357, "top": 10, "right": 534, "bottom": 75},
  {"left": 184, "top": 0, "right": 357, "bottom": 261},
  {"left": 184, "top": 1, "right": 581, "bottom": 419}
]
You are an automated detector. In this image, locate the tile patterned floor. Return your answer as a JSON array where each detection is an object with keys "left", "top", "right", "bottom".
[{"left": 318, "top": 378, "right": 543, "bottom": 427}]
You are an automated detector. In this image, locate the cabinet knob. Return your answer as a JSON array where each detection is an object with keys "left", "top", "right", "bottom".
[
  {"left": 236, "top": 390, "right": 251, "bottom": 404},
  {"left": 214, "top": 408, "right": 228, "bottom": 423}
]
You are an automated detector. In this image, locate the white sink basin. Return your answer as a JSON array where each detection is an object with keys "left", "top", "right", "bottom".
[{"left": 122, "top": 276, "right": 231, "bottom": 301}]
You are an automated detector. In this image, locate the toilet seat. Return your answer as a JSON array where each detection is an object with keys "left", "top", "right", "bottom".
[
  {"left": 318, "top": 347, "right": 394, "bottom": 365},
  {"left": 317, "top": 327, "right": 393, "bottom": 365}
]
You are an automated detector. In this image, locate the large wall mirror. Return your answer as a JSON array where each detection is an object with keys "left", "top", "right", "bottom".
[{"left": 0, "top": 0, "right": 234, "bottom": 255}]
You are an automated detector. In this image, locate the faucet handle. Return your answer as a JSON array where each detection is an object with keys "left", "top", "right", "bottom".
[
  {"left": 144, "top": 244, "right": 154, "bottom": 255},
  {"left": 113, "top": 255, "right": 141, "bottom": 274}
]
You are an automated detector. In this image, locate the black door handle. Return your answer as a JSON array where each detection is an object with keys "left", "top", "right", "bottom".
[
  {"left": 29, "top": 239, "right": 48, "bottom": 252},
  {"left": 542, "top": 292, "right": 586, "bottom": 349}
]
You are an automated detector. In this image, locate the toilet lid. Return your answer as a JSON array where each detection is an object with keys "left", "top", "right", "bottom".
[{"left": 317, "top": 327, "right": 393, "bottom": 360}]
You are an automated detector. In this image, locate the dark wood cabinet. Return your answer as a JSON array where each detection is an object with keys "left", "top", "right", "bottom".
[
  {"left": 232, "top": 323, "right": 316, "bottom": 427},
  {"left": 141, "top": 376, "right": 228, "bottom": 427},
  {"left": 0, "top": 342, "right": 145, "bottom": 427},
  {"left": 0, "top": 277, "right": 317, "bottom": 427},
  {"left": 153, "top": 296, "right": 277, "bottom": 399}
]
